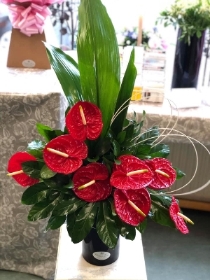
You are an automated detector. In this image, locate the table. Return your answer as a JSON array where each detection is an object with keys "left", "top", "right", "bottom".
[
  {"left": 0, "top": 59, "right": 68, "bottom": 280},
  {"left": 128, "top": 99, "right": 210, "bottom": 210},
  {"left": 55, "top": 225, "right": 147, "bottom": 280}
]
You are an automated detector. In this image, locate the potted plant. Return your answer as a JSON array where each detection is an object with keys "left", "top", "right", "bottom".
[
  {"left": 158, "top": 0, "right": 210, "bottom": 88},
  {"left": 7, "top": 0, "right": 194, "bottom": 266}
]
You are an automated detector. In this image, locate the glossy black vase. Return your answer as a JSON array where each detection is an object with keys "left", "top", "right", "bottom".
[
  {"left": 82, "top": 227, "right": 120, "bottom": 266},
  {"left": 171, "top": 29, "right": 205, "bottom": 88}
]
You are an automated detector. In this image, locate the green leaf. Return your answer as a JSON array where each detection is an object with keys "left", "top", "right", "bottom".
[
  {"left": 45, "top": 215, "right": 66, "bottom": 231},
  {"left": 71, "top": 203, "right": 98, "bottom": 243},
  {"left": 28, "top": 196, "right": 59, "bottom": 221},
  {"left": 21, "top": 182, "right": 49, "bottom": 205},
  {"left": 148, "top": 144, "right": 170, "bottom": 158},
  {"left": 21, "top": 161, "right": 43, "bottom": 179},
  {"left": 52, "top": 197, "right": 86, "bottom": 216},
  {"left": 36, "top": 123, "right": 60, "bottom": 142},
  {"left": 149, "top": 201, "right": 175, "bottom": 228},
  {"left": 174, "top": 167, "right": 186, "bottom": 180},
  {"left": 136, "top": 219, "right": 147, "bottom": 234},
  {"left": 149, "top": 190, "right": 173, "bottom": 208},
  {"left": 40, "top": 165, "right": 56, "bottom": 179},
  {"left": 66, "top": 212, "right": 77, "bottom": 238},
  {"left": 27, "top": 140, "right": 45, "bottom": 158},
  {"left": 119, "top": 221, "right": 136, "bottom": 240},
  {"left": 111, "top": 49, "right": 137, "bottom": 134},
  {"left": 112, "top": 140, "right": 121, "bottom": 157},
  {"left": 96, "top": 201, "right": 119, "bottom": 248},
  {"left": 44, "top": 43, "right": 83, "bottom": 107},
  {"left": 77, "top": 0, "right": 120, "bottom": 137}
]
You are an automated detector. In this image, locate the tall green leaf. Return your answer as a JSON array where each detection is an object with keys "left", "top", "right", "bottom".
[
  {"left": 111, "top": 49, "right": 137, "bottom": 134},
  {"left": 77, "top": 0, "right": 120, "bottom": 136},
  {"left": 44, "top": 43, "right": 83, "bottom": 107}
]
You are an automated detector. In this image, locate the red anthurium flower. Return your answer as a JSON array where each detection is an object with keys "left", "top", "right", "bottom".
[
  {"left": 65, "top": 101, "right": 103, "bottom": 141},
  {"left": 146, "top": 158, "right": 176, "bottom": 189},
  {"left": 110, "top": 155, "right": 153, "bottom": 190},
  {"left": 114, "top": 188, "right": 151, "bottom": 226},
  {"left": 169, "top": 197, "right": 191, "bottom": 234},
  {"left": 73, "top": 163, "right": 112, "bottom": 202},
  {"left": 43, "top": 135, "right": 87, "bottom": 174},
  {"left": 7, "top": 152, "right": 39, "bottom": 187}
]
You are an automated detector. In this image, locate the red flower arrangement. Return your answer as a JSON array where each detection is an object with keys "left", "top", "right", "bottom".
[{"left": 6, "top": 0, "right": 194, "bottom": 249}]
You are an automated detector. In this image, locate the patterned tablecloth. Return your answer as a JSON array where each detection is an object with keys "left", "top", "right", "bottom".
[{"left": 0, "top": 62, "right": 68, "bottom": 279}]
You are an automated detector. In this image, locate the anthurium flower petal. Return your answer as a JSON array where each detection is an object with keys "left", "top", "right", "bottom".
[
  {"left": 110, "top": 155, "right": 153, "bottom": 189},
  {"left": 114, "top": 188, "right": 151, "bottom": 226},
  {"left": 169, "top": 197, "right": 189, "bottom": 234},
  {"left": 7, "top": 152, "right": 39, "bottom": 187},
  {"left": 66, "top": 101, "right": 103, "bottom": 141},
  {"left": 146, "top": 158, "right": 176, "bottom": 189},
  {"left": 43, "top": 135, "right": 87, "bottom": 174},
  {"left": 73, "top": 163, "right": 112, "bottom": 202}
]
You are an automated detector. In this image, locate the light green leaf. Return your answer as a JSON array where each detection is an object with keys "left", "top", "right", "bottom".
[
  {"left": 40, "top": 165, "right": 56, "bottom": 179},
  {"left": 77, "top": 0, "right": 120, "bottom": 136}
]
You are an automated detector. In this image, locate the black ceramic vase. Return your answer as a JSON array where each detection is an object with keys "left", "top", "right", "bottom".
[
  {"left": 82, "top": 227, "right": 120, "bottom": 266},
  {"left": 171, "top": 28, "right": 205, "bottom": 89}
]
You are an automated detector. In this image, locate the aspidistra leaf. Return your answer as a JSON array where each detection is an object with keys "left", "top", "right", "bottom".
[
  {"left": 44, "top": 43, "right": 83, "bottom": 107},
  {"left": 112, "top": 49, "right": 137, "bottom": 134},
  {"left": 77, "top": 0, "right": 120, "bottom": 136}
]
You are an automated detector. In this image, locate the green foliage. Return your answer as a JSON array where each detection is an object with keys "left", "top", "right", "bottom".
[
  {"left": 77, "top": 0, "right": 120, "bottom": 137},
  {"left": 157, "top": 0, "right": 210, "bottom": 44}
]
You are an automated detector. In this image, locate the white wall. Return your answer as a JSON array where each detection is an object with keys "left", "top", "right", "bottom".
[{"left": 102, "top": 0, "right": 177, "bottom": 44}]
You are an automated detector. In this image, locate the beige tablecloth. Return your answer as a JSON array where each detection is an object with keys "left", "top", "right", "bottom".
[{"left": 0, "top": 62, "right": 68, "bottom": 279}]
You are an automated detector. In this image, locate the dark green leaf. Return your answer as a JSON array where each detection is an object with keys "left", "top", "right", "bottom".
[
  {"left": 71, "top": 203, "right": 98, "bottom": 243},
  {"left": 174, "top": 167, "right": 186, "bottom": 180},
  {"left": 67, "top": 212, "right": 77, "bottom": 238},
  {"left": 96, "top": 201, "right": 119, "bottom": 248},
  {"left": 44, "top": 43, "right": 83, "bottom": 107},
  {"left": 77, "top": 0, "right": 120, "bottom": 137},
  {"left": 21, "top": 183, "right": 49, "bottom": 205},
  {"left": 136, "top": 219, "right": 147, "bottom": 234},
  {"left": 21, "top": 161, "right": 43, "bottom": 179},
  {"left": 52, "top": 196, "right": 86, "bottom": 216},
  {"left": 112, "top": 140, "right": 121, "bottom": 157},
  {"left": 149, "top": 190, "right": 173, "bottom": 208},
  {"left": 45, "top": 215, "right": 66, "bottom": 231},
  {"left": 111, "top": 49, "right": 137, "bottom": 134},
  {"left": 27, "top": 140, "right": 45, "bottom": 158},
  {"left": 40, "top": 165, "right": 56, "bottom": 179},
  {"left": 116, "top": 131, "right": 126, "bottom": 144},
  {"left": 119, "top": 221, "right": 136, "bottom": 240},
  {"left": 149, "top": 144, "right": 170, "bottom": 158},
  {"left": 149, "top": 201, "right": 175, "bottom": 228},
  {"left": 28, "top": 196, "right": 59, "bottom": 221}
]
